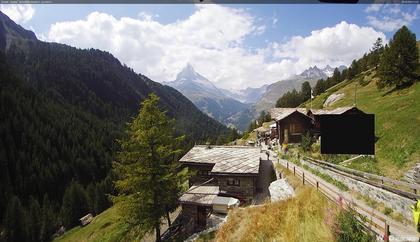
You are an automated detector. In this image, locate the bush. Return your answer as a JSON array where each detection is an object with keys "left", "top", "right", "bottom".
[
  {"left": 384, "top": 207, "right": 393, "bottom": 215},
  {"left": 335, "top": 207, "right": 374, "bottom": 242},
  {"left": 301, "top": 132, "right": 312, "bottom": 152}
]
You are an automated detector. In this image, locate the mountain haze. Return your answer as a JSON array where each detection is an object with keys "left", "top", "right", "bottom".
[
  {"left": 165, "top": 64, "right": 250, "bottom": 129},
  {"left": 220, "top": 85, "right": 268, "bottom": 104},
  {"left": 255, "top": 65, "right": 346, "bottom": 112}
]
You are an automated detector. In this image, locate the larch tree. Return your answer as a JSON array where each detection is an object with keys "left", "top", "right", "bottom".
[
  {"left": 378, "top": 26, "right": 419, "bottom": 88},
  {"left": 113, "top": 94, "right": 187, "bottom": 242}
]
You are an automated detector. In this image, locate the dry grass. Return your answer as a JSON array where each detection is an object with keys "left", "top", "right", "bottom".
[{"left": 215, "top": 170, "right": 336, "bottom": 242}]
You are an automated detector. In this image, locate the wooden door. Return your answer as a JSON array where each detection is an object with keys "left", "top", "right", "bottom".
[{"left": 197, "top": 206, "right": 207, "bottom": 229}]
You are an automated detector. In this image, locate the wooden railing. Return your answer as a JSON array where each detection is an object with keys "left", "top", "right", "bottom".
[
  {"left": 302, "top": 156, "right": 420, "bottom": 201},
  {"left": 280, "top": 159, "right": 391, "bottom": 241}
]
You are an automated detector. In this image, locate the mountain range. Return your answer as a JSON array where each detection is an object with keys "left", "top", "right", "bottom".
[
  {"left": 166, "top": 63, "right": 346, "bottom": 131},
  {"left": 164, "top": 64, "right": 250, "bottom": 129},
  {"left": 254, "top": 65, "right": 346, "bottom": 113}
]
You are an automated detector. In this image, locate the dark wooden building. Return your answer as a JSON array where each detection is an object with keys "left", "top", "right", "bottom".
[
  {"left": 307, "top": 106, "right": 366, "bottom": 135},
  {"left": 270, "top": 108, "right": 313, "bottom": 144},
  {"left": 270, "top": 107, "right": 367, "bottom": 145}
]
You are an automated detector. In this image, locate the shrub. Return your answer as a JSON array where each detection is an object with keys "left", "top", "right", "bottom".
[
  {"left": 301, "top": 132, "right": 313, "bottom": 152},
  {"left": 335, "top": 207, "right": 374, "bottom": 242}
]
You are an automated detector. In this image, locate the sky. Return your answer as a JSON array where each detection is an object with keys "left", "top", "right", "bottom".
[{"left": 1, "top": 4, "right": 419, "bottom": 90}]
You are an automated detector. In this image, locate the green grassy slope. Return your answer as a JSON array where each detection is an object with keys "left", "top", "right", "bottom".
[
  {"left": 54, "top": 207, "right": 130, "bottom": 242},
  {"left": 302, "top": 69, "right": 419, "bottom": 178}
]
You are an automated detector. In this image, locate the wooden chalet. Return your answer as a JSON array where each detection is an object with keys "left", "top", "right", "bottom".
[
  {"left": 270, "top": 106, "right": 366, "bottom": 144},
  {"left": 270, "top": 108, "right": 313, "bottom": 144},
  {"left": 307, "top": 106, "right": 366, "bottom": 135}
]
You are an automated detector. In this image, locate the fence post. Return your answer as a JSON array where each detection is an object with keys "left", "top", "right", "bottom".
[
  {"left": 316, "top": 181, "right": 319, "bottom": 190},
  {"left": 414, "top": 188, "right": 417, "bottom": 195},
  {"left": 384, "top": 223, "right": 390, "bottom": 242},
  {"left": 293, "top": 166, "right": 295, "bottom": 175},
  {"left": 302, "top": 172, "right": 305, "bottom": 185},
  {"left": 287, "top": 162, "right": 289, "bottom": 169}
]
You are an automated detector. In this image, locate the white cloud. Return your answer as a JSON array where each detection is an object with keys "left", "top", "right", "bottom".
[
  {"left": 365, "top": 4, "right": 383, "bottom": 13},
  {"left": 0, "top": 4, "right": 35, "bottom": 24},
  {"left": 266, "top": 21, "right": 386, "bottom": 77},
  {"left": 366, "top": 4, "right": 419, "bottom": 32},
  {"left": 46, "top": 6, "right": 385, "bottom": 90}
]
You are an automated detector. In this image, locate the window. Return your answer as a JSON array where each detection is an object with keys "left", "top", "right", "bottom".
[
  {"left": 290, "top": 123, "right": 301, "bottom": 134},
  {"left": 227, "top": 178, "right": 240, "bottom": 186},
  {"left": 198, "top": 170, "right": 211, "bottom": 176},
  {"left": 290, "top": 123, "right": 296, "bottom": 133}
]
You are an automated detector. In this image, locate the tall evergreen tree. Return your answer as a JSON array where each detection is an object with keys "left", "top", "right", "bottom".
[
  {"left": 113, "top": 94, "right": 187, "bottom": 242},
  {"left": 378, "top": 26, "right": 419, "bottom": 88},
  {"left": 61, "top": 181, "right": 89, "bottom": 228},
  {"left": 369, "top": 37, "right": 383, "bottom": 68},
  {"left": 40, "top": 195, "right": 57, "bottom": 242},
  {"left": 3, "top": 195, "right": 29, "bottom": 242},
  {"left": 300, "top": 81, "right": 312, "bottom": 102},
  {"left": 313, "top": 79, "right": 326, "bottom": 96},
  {"left": 28, "top": 197, "right": 42, "bottom": 242}
]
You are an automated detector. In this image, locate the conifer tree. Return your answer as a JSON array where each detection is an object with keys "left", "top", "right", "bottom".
[
  {"left": 369, "top": 37, "right": 383, "bottom": 67},
  {"left": 61, "top": 181, "right": 89, "bottom": 228},
  {"left": 378, "top": 26, "right": 419, "bottom": 88},
  {"left": 113, "top": 94, "right": 187, "bottom": 242},
  {"left": 3, "top": 195, "right": 29, "bottom": 242},
  {"left": 28, "top": 197, "right": 42, "bottom": 242},
  {"left": 300, "top": 81, "right": 312, "bottom": 102}
]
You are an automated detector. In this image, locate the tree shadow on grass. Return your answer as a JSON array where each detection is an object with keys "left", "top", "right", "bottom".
[{"left": 381, "top": 82, "right": 414, "bottom": 97}]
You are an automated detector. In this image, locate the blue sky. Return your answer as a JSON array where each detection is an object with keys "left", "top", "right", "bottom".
[{"left": 1, "top": 4, "right": 419, "bottom": 89}]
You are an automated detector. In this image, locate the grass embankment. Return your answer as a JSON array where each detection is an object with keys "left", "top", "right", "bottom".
[
  {"left": 215, "top": 168, "right": 337, "bottom": 242},
  {"left": 236, "top": 121, "right": 274, "bottom": 145},
  {"left": 54, "top": 206, "right": 131, "bottom": 242},
  {"left": 302, "top": 69, "right": 420, "bottom": 179}
]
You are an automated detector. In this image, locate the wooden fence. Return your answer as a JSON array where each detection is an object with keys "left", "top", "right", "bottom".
[
  {"left": 302, "top": 156, "right": 420, "bottom": 201},
  {"left": 281, "top": 159, "right": 391, "bottom": 241}
]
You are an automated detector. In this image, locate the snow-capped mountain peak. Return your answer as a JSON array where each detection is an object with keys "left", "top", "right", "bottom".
[
  {"left": 322, "top": 65, "right": 335, "bottom": 77},
  {"left": 172, "top": 63, "right": 219, "bottom": 91},
  {"left": 297, "top": 65, "right": 346, "bottom": 80}
]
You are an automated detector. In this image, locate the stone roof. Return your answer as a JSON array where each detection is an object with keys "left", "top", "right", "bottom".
[
  {"left": 255, "top": 126, "right": 269, "bottom": 133},
  {"left": 179, "top": 185, "right": 220, "bottom": 205},
  {"left": 270, "top": 108, "right": 307, "bottom": 121},
  {"left": 310, "top": 106, "right": 360, "bottom": 115},
  {"left": 180, "top": 145, "right": 262, "bottom": 175}
]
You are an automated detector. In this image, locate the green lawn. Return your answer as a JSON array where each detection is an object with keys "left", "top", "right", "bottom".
[
  {"left": 54, "top": 207, "right": 131, "bottom": 242},
  {"left": 303, "top": 71, "right": 420, "bottom": 179}
]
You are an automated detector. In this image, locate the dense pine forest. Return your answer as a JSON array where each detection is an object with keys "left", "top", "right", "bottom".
[{"left": 0, "top": 11, "right": 232, "bottom": 241}]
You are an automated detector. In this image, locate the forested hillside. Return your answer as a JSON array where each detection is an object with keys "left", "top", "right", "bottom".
[{"left": 0, "top": 11, "right": 230, "bottom": 241}]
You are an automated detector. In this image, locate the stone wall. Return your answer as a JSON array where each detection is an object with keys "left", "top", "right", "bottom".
[
  {"left": 217, "top": 176, "right": 256, "bottom": 203},
  {"left": 404, "top": 163, "right": 420, "bottom": 184},
  {"left": 300, "top": 159, "right": 415, "bottom": 221}
]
